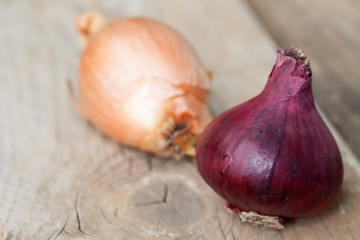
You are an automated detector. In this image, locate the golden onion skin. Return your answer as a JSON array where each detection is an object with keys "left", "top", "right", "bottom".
[{"left": 78, "top": 16, "right": 212, "bottom": 155}]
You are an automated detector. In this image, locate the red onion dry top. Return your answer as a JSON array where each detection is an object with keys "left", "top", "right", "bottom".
[{"left": 196, "top": 48, "right": 343, "bottom": 218}]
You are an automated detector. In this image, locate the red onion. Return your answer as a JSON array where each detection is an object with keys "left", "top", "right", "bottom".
[{"left": 196, "top": 47, "right": 343, "bottom": 228}]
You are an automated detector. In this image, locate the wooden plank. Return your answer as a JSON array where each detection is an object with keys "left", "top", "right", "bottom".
[
  {"left": 247, "top": 0, "right": 360, "bottom": 159},
  {"left": 0, "top": 0, "right": 359, "bottom": 239}
]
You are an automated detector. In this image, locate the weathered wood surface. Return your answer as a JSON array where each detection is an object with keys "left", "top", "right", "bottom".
[
  {"left": 0, "top": 0, "right": 360, "bottom": 239},
  {"left": 247, "top": 0, "right": 360, "bottom": 159}
]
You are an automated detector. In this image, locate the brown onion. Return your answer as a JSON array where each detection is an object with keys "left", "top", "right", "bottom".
[{"left": 73, "top": 12, "right": 212, "bottom": 156}]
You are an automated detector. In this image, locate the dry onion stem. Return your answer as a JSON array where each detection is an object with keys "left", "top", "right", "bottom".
[
  {"left": 226, "top": 208, "right": 284, "bottom": 230},
  {"left": 72, "top": 12, "right": 212, "bottom": 156}
]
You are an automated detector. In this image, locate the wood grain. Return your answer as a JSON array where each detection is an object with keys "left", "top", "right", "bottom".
[
  {"left": 247, "top": 0, "right": 360, "bottom": 159},
  {"left": 0, "top": 0, "right": 359, "bottom": 239}
]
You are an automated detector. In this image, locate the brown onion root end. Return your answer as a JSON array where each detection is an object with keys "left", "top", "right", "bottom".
[
  {"left": 161, "top": 116, "right": 197, "bottom": 157},
  {"left": 166, "top": 109, "right": 213, "bottom": 157},
  {"left": 141, "top": 116, "right": 199, "bottom": 157},
  {"left": 226, "top": 207, "right": 284, "bottom": 230},
  {"left": 141, "top": 105, "right": 213, "bottom": 157}
]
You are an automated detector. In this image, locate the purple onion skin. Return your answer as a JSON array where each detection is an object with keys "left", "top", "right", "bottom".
[{"left": 196, "top": 49, "right": 343, "bottom": 218}]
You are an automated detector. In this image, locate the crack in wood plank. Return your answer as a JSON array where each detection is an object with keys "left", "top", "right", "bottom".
[
  {"left": 63, "top": 231, "right": 75, "bottom": 237},
  {"left": 74, "top": 193, "right": 84, "bottom": 234},
  {"left": 162, "top": 184, "right": 168, "bottom": 203},
  {"left": 73, "top": 194, "right": 99, "bottom": 239},
  {"left": 53, "top": 218, "right": 68, "bottom": 240}
]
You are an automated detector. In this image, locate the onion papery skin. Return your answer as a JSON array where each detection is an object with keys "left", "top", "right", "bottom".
[
  {"left": 196, "top": 48, "right": 343, "bottom": 218},
  {"left": 78, "top": 17, "right": 212, "bottom": 156}
]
